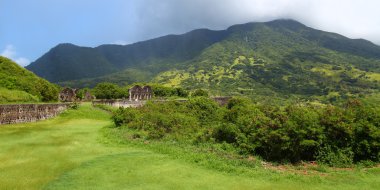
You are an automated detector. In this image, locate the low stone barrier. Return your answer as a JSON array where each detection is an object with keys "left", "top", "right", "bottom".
[
  {"left": 211, "top": 97, "right": 232, "bottom": 106},
  {"left": 92, "top": 100, "right": 145, "bottom": 108},
  {"left": 93, "top": 97, "right": 232, "bottom": 108},
  {"left": 0, "top": 103, "right": 71, "bottom": 125}
]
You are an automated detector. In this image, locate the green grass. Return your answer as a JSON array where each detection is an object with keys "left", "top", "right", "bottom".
[
  {"left": 0, "top": 103, "right": 379, "bottom": 190},
  {"left": 0, "top": 104, "right": 119, "bottom": 189},
  {"left": 0, "top": 56, "right": 59, "bottom": 102},
  {"left": 0, "top": 87, "right": 39, "bottom": 103}
]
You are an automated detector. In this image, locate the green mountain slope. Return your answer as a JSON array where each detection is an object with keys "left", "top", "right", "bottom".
[
  {"left": 26, "top": 19, "right": 380, "bottom": 102},
  {"left": 27, "top": 29, "right": 228, "bottom": 82},
  {"left": 0, "top": 56, "right": 59, "bottom": 103},
  {"left": 153, "top": 20, "right": 380, "bottom": 102},
  {"left": 26, "top": 43, "right": 119, "bottom": 82}
]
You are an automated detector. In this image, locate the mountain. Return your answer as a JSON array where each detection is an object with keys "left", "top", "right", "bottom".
[
  {"left": 27, "top": 29, "right": 228, "bottom": 82},
  {"left": 0, "top": 56, "right": 59, "bottom": 103},
  {"left": 27, "top": 19, "right": 380, "bottom": 103}
]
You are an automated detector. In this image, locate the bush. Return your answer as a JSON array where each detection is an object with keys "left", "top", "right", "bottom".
[
  {"left": 213, "top": 123, "right": 239, "bottom": 144},
  {"left": 316, "top": 146, "right": 354, "bottom": 167},
  {"left": 70, "top": 102, "right": 80, "bottom": 110},
  {"left": 226, "top": 97, "right": 252, "bottom": 109},
  {"left": 186, "top": 97, "right": 220, "bottom": 123},
  {"left": 150, "top": 84, "right": 189, "bottom": 98},
  {"left": 191, "top": 89, "right": 209, "bottom": 97},
  {"left": 111, "top": 97, "right": 380, "bottom": 165},
  {"left": 93, "top": 83, "right": 127, "bottom": 99},
  {"left": 112, "top": 108, "right": 139, "bottom": 127}
]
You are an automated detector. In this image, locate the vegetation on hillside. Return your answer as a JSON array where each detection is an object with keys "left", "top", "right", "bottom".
[
  {"left": 0, "top": 56, "right": 59, "bottom": 103},
  {"left": 0, "top": 88, "right": 39, "bottom": 103},
  {"left": 153, "top": 23, "right": 380, "bottom": 104},
  {"left": 28, "top": 20, "right": 380, "bottom": 104}
]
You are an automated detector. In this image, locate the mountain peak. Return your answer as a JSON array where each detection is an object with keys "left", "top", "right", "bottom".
[
  {"left": 55, "top": 43, "right": 78, "bottom": 48},
  {"left": 266, "top": 19, "right": 306, "bottom": 29},
  {"left": 27, "top": 19, "right": 380, "bottom": 90},
  {"left": 226, "top": 19, "right": 306, "bottom": 33}
]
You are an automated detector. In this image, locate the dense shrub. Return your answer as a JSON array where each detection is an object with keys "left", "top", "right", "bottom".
[
  {"left": 113, "top": 101, "right": 198, "bottom": 139},
  {"left": 316, "top": 146, "right": 354, "bottom": 167},
  {"left": 112, "top": 97, "right": 380, "bottom": 165},
  {"left": 186, "top": 97, "right": 219, "bottom": 123},
  {"left": 93, "top": 82, "right": 128, "bottom": 99},
  {"left": 149, "top": 84, "right": 189, "bottom": 98},
  {"left": 191, "top": 89, "right": 209, "bottom": 97},
  {"left": 112, "top": 108, "right": 139, "bottom": 127},
  {"left": 213, "top": 123, "right": 239, "bottom": 144}
]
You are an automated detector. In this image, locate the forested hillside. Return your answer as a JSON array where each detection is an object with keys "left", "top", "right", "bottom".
[
  {"left": 0, "top": 56, "right": 59, "bottom": 103},
  {"left": 27, "top": 20, "right": 380, "bottom": 103}
]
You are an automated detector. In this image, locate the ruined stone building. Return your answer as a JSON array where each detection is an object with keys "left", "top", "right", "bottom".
[
  {"left": 129, "top": 85, "right": 153, "bottom": 101},
  {"left": 211, "top": 96, "right": 232, "bottom": 106},
  {"left": 83, "top": 91, "right": 94, "bottom": 101},
  {"left": 59, "top": 88, "right": 78, "bottom": 102}
]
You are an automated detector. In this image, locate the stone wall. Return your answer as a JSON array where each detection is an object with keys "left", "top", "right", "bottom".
[
  {"left": 211, "top": 97, "right": 232, "bottom": 106},
  {"left": 93, "top": 100, "right": 145, "bottom": 108},
  {"left": 93, "top": 97, "right": 232, "bottom": 108},
  {"left": 0, "top": 103, "right": 71, "bottom": 125}
]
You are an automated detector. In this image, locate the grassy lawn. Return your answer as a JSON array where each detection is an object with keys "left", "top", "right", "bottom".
[{"left": 0, "top": 103, "right": 379, "bottom": 190}]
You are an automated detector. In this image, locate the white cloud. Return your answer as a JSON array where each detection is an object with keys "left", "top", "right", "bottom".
[
  {"left": 132, "top": 0, "right": 380, "bottom": 45},
  {"left": 1, "top": 45, "right": 31, "bottom": 67},
  {"left": 1, "top": 45, "right": 16, "bottom": 58},
  {"left": 111, "top": 40, "right": 129, "bottom": 45}
]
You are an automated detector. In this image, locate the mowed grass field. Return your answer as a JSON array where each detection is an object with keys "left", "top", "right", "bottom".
[{"left": 0, "top": 104, "right": 379, "bottom": 190}]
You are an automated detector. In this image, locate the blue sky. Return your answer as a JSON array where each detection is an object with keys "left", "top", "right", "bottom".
[
  {"left": 1, "top": 0, "right": 380, "bottom": 66},
  {"left": 0, "top": 0, "right": 138, "bottom": 65}
]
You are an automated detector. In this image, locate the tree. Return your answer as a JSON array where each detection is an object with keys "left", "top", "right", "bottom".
[
  {"left": 93, "top": 83, "right": 127, "bottom": 99},
  {"left": 191, "top": 89, "right": 209, "bottom": 97}
]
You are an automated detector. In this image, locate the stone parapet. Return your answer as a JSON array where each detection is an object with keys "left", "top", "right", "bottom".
[{"left": 0, "top": 103, "right": 71, "bottom": 125}]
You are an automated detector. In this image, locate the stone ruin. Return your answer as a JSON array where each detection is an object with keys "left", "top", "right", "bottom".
[
  {"left": 211, "top": 96, "right": 232, "bottom": 106},
  {"left": 59, "top": 88, "right": 78, "bottom": 102},
  {"left": 59, "top": 88, "right": 94, "bottom": 102},
  {"left": 0, "top": 103, "right": 71, "bottom": 125},
  {"left": 83, "top": 91, "right": 94, "bottom": 102},
  {"left": 129, "top": 85, "right": 153, "bottom": 101},
  {"left": 92, "top": 99, "right": 144, "bottom": 108}
]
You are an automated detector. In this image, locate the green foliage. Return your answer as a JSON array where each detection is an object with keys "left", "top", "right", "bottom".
[
  {"left": 175, "top": 87, "right": 189, "bottom": 97},
  {"left": 191, "top": 89, "right": 209, "bottom": 97},
  {"left": 75, "top": 88, "right": 92, "bottom": 100},
  {"left": 28, "top": 20, "right": 380, "bottom": 104},
  {"left": 316, "top": 146, "right": 354, "bottom": 167},
  {"left": 59, "top": 69, "right": 154, "bottom": 88},
  {"left": 92, "top": 82, "right": 128, "bottom": 99},
  {"left": 69, "top": 102, "right": 80, "bottom": 110},
  {"left": 112, "top": 107, "right": 139, "bottom": 127},
  {"left": 0, "top": 88, "right": 39, "bottom": 103},
  {"left": 186, "top": 97, "right": 219, "bottom": 123},
  {"left": 113, "top": 101, "right": 198, "bottom": 139},
  {"left": 112, "top": 97, "right": 380, "bottom": 166},
  {"left": 213, "top": 123, "right": 239, "bottom": 143},
  {"left": 0, "top": 56, "right": 59, "bottom": 102},
  {"left": 150, "top": 84, "right": 189, "bottom": 97},
  {"left": 75, "top": 88, "right": 85, "bottom": 100},
  {"left": 2, "top": 103, "right": 379, "bottom": 189}
]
